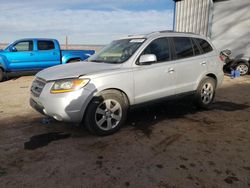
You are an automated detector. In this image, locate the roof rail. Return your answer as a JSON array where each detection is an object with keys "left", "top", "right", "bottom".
[
  {"left": 158, "top": 30, "right": 175, "bottom": 33},
  {"left": 127, "top": 30, "right": 199, "bottom": 38},
  {"left": 160, "top": 30, "right": 198, "bottom": 35}
]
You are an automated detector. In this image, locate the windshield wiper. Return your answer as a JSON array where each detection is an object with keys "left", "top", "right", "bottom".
[
  {"left": 89, "top": 59, "right": 119, "bottom": 64},
  {"left": 89, "top": 59, "right": 104, "bottom": 63}
]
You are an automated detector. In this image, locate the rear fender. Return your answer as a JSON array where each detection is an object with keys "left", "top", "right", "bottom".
[
  {"left": 62, "top": 55, "right": 85, "bottom": 64},
  {"left": 62, "top": 50, "right": 95, "bottom": 64},
  {"left": 194, "top": 72, "right": 218, "bottom": 91}
]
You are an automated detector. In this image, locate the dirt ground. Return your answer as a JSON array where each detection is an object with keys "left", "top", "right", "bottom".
[{"left": 0, "top": 75, "right": 250, "bottom": 188}]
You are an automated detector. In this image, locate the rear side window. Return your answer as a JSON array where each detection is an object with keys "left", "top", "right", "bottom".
[
  {"left": 195, "top": 38, "right": 213, "bottom": 53},
  {"left": 191, "top": 38, "right": 201, "bottom": 55},
  {"left": 143, "top": 37, "right": 170, "bottom": 62},
  {"left": 14, "top": 41, "right": 33, "bottom": 51},
  {"left": 38, "top": 40, "right": 55, "bottom": 50},
  {"left": 173, "top": 37, "right": 194, "bottom": 59}
]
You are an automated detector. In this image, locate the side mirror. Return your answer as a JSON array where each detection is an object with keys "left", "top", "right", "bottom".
[
  {"left": 138, "top": 54, "right": 157, "bottom": 65},
  {"left": 10, "top": 46, "right": 17, "bottom": 52}
]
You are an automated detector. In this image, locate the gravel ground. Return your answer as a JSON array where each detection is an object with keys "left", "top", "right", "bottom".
[{"left": 0, "top": 75, "right": 250, "bottom": 188}]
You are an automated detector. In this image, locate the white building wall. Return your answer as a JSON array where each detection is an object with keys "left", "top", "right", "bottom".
[{"left": 211, "top": 0, "right": 250, "bottom": 58}]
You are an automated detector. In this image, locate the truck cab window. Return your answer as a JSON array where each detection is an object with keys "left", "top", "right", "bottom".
[
  {"left": 38, "top": 41, "right": 55, "bottom": 51},
  {"left": 14, "top": 41, "right": 33, "bottom": 51}
]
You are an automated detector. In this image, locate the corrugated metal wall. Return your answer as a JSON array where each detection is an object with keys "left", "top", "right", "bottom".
[
  {"left": 174, "top": 0, "right": 250, "bottom": 57},
  {"left": 211, "top": 0, "right": 250, "bottom": 57},
  {"left": 174, "top": 0, "right": 213, "bottom": 37}
]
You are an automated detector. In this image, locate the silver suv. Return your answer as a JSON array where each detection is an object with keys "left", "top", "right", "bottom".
[{"left": 30, "top": 31, "right": 224, "bottom": 135}]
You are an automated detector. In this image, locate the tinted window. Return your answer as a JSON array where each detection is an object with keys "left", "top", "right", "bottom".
[
  {"left": 143, "top": 38, "right": 170, "bottom": 62},
  {"left": 38, "top": 40, "right": 55, "bottom": 50},
  {"left": 173, "top": 37, "right": 194, "bottom": 59},
  {"left": 195, "top": 38, "right": 213, "bottom": 53},
  {"left": 191, "top": 38, "right": 201, "bottom": 55},
  {"left": 14, "top": 41, "right": 33, "bottom": 51}
]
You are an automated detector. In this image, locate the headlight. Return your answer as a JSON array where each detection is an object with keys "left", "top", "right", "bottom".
[{"left": 50, "top": 78, "right": 90, "bottom": 94}]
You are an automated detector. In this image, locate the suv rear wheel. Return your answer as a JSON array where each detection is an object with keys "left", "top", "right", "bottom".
[
  {"left": 84, "top": 90, "right": 128, "bottom": 136},
  {"left": 195, "top": 77, "right": 216, "bottom": 108}
]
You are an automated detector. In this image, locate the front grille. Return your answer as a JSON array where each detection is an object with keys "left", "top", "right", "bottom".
[{"left": 31, "top": 77, "right": 46, "bottom": 97}]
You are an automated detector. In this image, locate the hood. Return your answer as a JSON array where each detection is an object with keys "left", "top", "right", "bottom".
[{"left": 36, "top": 62, "right": 122, "bottom": 81}]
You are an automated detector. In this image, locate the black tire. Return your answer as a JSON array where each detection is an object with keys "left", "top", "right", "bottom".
[
  {"left": 84, "top": 90, "right": 128, "bottom": 136},
  {"left": 0, "top": 68, "right": 4, "bottom": 82},
  {"left": 68, "top": 59, "right": 81, "bottom": 63},
  {"left": 235, "top": 63, "right": 249, "bottom": 76},
  {"left": 195, "top": 77, "right": 216, "bottom": 108}
]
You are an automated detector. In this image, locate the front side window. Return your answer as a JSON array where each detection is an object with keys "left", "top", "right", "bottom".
[
  {"left": 88, "top": 38, "right": 145, "bottom": 64},
  {"left": 14, "top": 41, "right": 33, "bottom": 51},
  {"left": 38, "top": 40, "right": 55, "bottom": 50},
  {"left": 195, "top": 38, "right": 213, "bottom": 54},
  {"left": 143, "top": 37, "right": 170, "bottom": 62},
  {"left": 173, "top": 37, "right": 194, "bottom": 59}
]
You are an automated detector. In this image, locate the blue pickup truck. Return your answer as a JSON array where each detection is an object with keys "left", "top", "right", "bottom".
[{"left": 0, "top": 38, "right": 95, "bottom": 81}]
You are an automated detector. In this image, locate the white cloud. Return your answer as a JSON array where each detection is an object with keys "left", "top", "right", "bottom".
[
  {"left": 0, "top": 0, "right": 161, "bottom": 9},
  {"left": 0, "top": 2, "right": 173, "bottom": 44}
]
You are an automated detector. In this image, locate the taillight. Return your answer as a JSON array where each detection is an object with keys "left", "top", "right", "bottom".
[{"left": 219, "top": 55, "right": 225, "bottom": 62}]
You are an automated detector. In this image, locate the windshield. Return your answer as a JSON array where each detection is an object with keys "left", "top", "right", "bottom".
[{"left": 88, "top": 38, "right": 145, "bottom": 64}]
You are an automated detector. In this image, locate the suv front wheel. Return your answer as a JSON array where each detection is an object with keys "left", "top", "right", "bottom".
[
  {"left": 84, "top": 90, "right": 128, "bottom": 136},
  {"left": 195, "top": 77, "right": 216, "bottom": 108}
]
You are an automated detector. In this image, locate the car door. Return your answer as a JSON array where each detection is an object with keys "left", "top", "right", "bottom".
[
  {"left": 133, "top": 37, "right": 176, "bottom": 104},
  {"left": 5, "top": 40, "right": 36, "bottom": 70},
  {"left": 34, "top": 40, "right": 61, "bottom": 69},
  {"left": 171, "top": 37, "right": 208, "bottom": 94}
]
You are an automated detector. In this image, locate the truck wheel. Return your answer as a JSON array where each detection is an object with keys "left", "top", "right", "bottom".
[
  {"left": 195, "top": 77, "right": 216, "bottom": 108},
  {"left": 0, "top": 69, "right": 4, "bottom": 82},
  {"left": 84, "top": 90, "right": 128, "bottom": 136},
  {"left": 68, "top": 59, "right": 81, "bottom": 63},
  {"left": 235, "top": 63, "right": 249, "bottom": 76}
]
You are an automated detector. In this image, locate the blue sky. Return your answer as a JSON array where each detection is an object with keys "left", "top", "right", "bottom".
[{"left": 0, "top": 0, "right": 174, "bottom": 44}]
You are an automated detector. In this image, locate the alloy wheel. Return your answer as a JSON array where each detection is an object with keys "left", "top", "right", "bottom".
[
  {"left": 201, "top": 83, "right": 214, "bottom": 104},
  {"left": 95, "top": 99, "right": 122, "bottom": 131},
  {"left": 236, "top": 64, "right": 248, "bottom": 75}
]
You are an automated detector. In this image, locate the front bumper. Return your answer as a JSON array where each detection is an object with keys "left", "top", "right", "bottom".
[{"left": 30, "top": 81, "right": 94, "bottom": 123}]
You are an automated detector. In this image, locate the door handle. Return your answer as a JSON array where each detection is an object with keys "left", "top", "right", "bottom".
[
  {"left": 168, "top": 68, "right": 175, "bottom": 74},
  {"left": 53, "top": 52, "right": 58, "bottom": 55},
  {"left": 201, "top": 61, "right": 207, "bottom": 66},
  {"left": 30, "top": 53, "right": 34, "bottom": 56}
]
